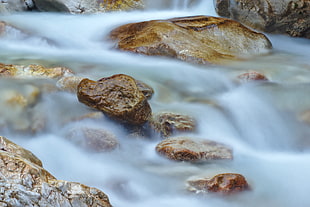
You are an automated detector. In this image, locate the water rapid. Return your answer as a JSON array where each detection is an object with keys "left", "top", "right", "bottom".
[{"left": 1, "top": 0, "right": 310, "bottom": 206}]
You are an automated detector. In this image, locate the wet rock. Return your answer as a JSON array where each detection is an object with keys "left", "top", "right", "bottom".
[
  {"left": 155, "top": 137, "right": 233, "bottom": 162},
  {"left": 150, "top": 112, "right": 196, "bottom": 138},
  {"left": 65, "top": 127, "right": 119, "bottom": 152},
  {"left": 135, "top": 79, "right": 154, "bottom": 99},
  {"left": 98, "top": 0, "right": 144, "bottom": 12},
  {"left": 57, "top": 76, "right": 85, "bottom": 93},
  {"left": 215, "top": 0, "right": 310, "bottom": 38},
  {"left": 0, "top": 0, "right": 35, "bottom": 13},
  {"left": 0, "top": 63, "right": 74, "bottom": 79},
  {"left": 77, "top": 74, "right": 152, "bottom": 125},
  {"left": 237, "top": 71, "right": 268, "bottom": 82},
  {"left": 33, "top": 0, "right": 144, "bottom": 13},
  {"left": 187, "top": 173, "right": 250, "bottom": 194},
  {"left": 0, "top": 136, "right": 112, "bottom": 207},
  {"left": 109, "top": 15, "right": 272, "bottom": 65}
]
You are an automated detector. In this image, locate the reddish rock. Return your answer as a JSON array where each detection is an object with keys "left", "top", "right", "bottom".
[
  {"left": 155, "top": 137, "right": 233, "bottom": 162},
  {"left": 187, "top": 173, "right": 250, "bottom": 194},
  {"left": 77, "top": 74, "right": 152, "bottom": 125},
  {"left": 215, "top": 0, "right": 310, "bottom": 38},
  {"left": 150, "top": 112, "right": 196, "bottom": 138},
  {"left": 237, "top": 71, "right": 268, "bottom": 82},
  {"left": 109, "top": 15, "right": 272, "bottom": 65}
]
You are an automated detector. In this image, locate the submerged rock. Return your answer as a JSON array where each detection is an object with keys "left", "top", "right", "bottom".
[
  {"left": 65, "top": 127, "right": 119, "bottom": 152},
  {"left": 33, "top": 0, "right": 144, "bottom": 13},
  {"left": 0, "top": 63, "right": 74, "bottom": 79},
  {"left": 187, "top": 173, "right": 250, "bottom": 194},
  {"left": 155, "top": 137, "right": 233, "bottom": 162},
  {"left": 215, "top": 0, "right": 310, "bottom": 38},
  {"left": 0, "top": 136, "right": 113, "bottom": 207},
  {"left": 237, "top": 71, "right": 269, "bottom": 82},
  {"left": 57, "top": 76, "right": 85, "bottom": 93},
  {"left": 150, "top": 112, "right": 196, "bottom": 138},
  {"left": 109, "top": 15, "right": 272, "bottom": 65},
  {"left": 77, "top": 74, "right": 152, "bottom": 125}
]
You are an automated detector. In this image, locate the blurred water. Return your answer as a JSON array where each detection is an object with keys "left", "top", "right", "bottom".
[{"left": 1, "top": 0, "right": 310, "bottom": 207}]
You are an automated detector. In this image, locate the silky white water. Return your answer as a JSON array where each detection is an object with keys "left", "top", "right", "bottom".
[{"left": 1, "top": 0, "right": 310, "bottom": 206}]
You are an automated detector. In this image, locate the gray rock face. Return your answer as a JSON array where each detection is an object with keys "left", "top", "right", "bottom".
[
  {"left": 0, "top": 0, "right": 35, "bottom": 13},
  {"left": 33, "top": 0, "right": 99, "bottom": 13},
  {"left": 0, "top": 136, "right": 113, "bottom": 207},
  {"left": 215, "top": 0, "right": 310, "bottom": 38}
]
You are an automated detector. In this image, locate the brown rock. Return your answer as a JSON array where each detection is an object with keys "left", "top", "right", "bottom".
[
  {"left": 155, "top": 137, "right": 233, "bottom": 162},
  {"left": 237, "top": 71, "right": 268, "bottom": 82},
  {"left": 135, "top": 79, "right": 154, "bottom": 99},
  {"left": 187, "top": 173, "right": 250, "bottom": 194},
  {"left": 99, "top": 0, "right": 144, "bottom": 11},
  {"left": 65, "top": 127, "right": 119, "bottom": 152},
  {"left": 77, "top": 74, "right": 152, "bottom": 125},
  {"left": 0, "top": 136, "right": 113, "bottom": 207},
  {"left": 215, "top": 0, "right": 310, "bottom": 38},
  {"left": 109, "top": 15, "right": 272, "bottom": 65},
  {"left": 150, "top": 112, "right": 196, "bottom": 138},
  {"left": 0, "top": 63, "right": 74, "bottom": 79}
]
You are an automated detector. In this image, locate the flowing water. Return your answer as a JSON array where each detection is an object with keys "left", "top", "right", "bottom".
[{"left": 1, "top": 0, "right": 310, "bottom": 206}]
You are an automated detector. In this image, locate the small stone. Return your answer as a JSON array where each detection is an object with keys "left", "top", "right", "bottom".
[
  {"left": 77, "top": 74, "right": 152, "bottom": 125},
  {"left": 135, "top": 79, "right": 154, "bottom": 100},
  {"left": 65, "top": 127, "right": 119, "bottom": 152},
  {"left": 187, "top": 173, "right": 250, "bottom": 194},
  {"left": 155, "top": 137, "right": 233, "bottom": 162},
  {"left": 237, "top": 71, "right": 268, "bottom": 82},
  {"left": 150, "top": 112, "right": 196, "bottom": 138}
]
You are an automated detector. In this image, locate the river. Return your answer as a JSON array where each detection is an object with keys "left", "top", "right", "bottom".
[{"left": 1, "top": 0, "right": 310, "bottom": 206}]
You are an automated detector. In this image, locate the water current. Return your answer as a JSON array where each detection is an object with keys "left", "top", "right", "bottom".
[{"left": 1, "top": 0, "right": 310, "bottom": 206}]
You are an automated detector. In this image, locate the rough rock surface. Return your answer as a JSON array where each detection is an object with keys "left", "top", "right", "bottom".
[
  {"left": 187, "top": 173, "right": 250, "bottom": 194},
  {"left": 33, "top": 0, "right": 144, "bottom": 13},
  {"left": 215, "top": 0, "right": 310, "bottom": 38},
  {"left": 0, "top": 0, "right": 35, "bottom": 13},
  {"left": 0, "top": 63, "right": 74, "bottom": 79},
  {"left": 77, "top": 74, "right": 152, "bottom": 125},
  {"left": 150, "top": 112, "right": 196, "bottom": 138},
  {"left": 155, "top": 137, "right": 233, "bottom": 162},
  {"left": 109, "top": 15, "right": 272, "bottom": 65},
  {"left": 237, "top": 71, "right": 268, "bottom": 82},
  {"left": 65, "top": 127, "right": 119, "bottom": 152},
  {"left": 0, "top": 136, "right": 113, "bottom": 207},
  {"left": 135, "top": 79, "right": 154, "bottom": 99}
]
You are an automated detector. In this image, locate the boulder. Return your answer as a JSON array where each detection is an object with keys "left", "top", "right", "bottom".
[
  {"left": 215, "top": 0, "right": 310, "bottom": 38},
  {"left": 155, "top": 137, "right": 233, "bottom": 162},
  {"left": 0, "top": 63, "right": 74, "bottom": 79},
  {"left": 33, "top": 0, "right": 144, "bottom": 13},
  {"left": 0, "top": 0, "right": 35, "bottom": 13},
  {"left": 65, "top": 127, "right": 119, "bottom": 152},
  {"left": 187, "top": 173, "right": 250, "bottom": 194},
  {"left": 77, "top": 74, "right": 152, "bottom": 125},
  {"left": 150, "top": 112, "right": 196, "bottom": 138},
  {"left": 0, "top": 136, "right": 113, "bottom": 207},
  {"left": 237, "top": 71, "right": 268, "bottom": 82},
  {"left": 109, "top": 15, "right": 272, "bottom": 65}
]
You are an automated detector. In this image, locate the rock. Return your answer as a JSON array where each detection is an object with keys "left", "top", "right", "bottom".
[
  {"left": 155, "top": 137, "right": 233, "bottom": 162},
  {"left": 0, "top": 63, "right": 74, "bottom": 79},
  {"left": 33, "top": 0, "right": 144, "bottom": 13},
  {"left": 109, "top": 15, "right": 272, "bottom": 65},
  {"left": 56, "top": 76, "right": 85, "bottom": 93},
  {"left": 237, "top": 71, "right": 268, "bottom": 82},
  {"left": 0, "top": 136, "right": 113, "bottom": 207},
  {"left": 215, "top": 0, "right": 310, "bottom": 38},
  {"left": 135, "top": 79, "right": 154, "bottom": 100},
  {"left": 65, "top": 127, "right": 119, "bottom": 152},
  {"left": 0, "top": 0, "right": 35, "bottom": 13},
  {"left": 150, "top": 112, "right": 196, "bottom": 138},
  {"left": 98, "top": 0, "right": 144, "bottom": 12},
  {"left": 187, "top": 173, "right": 250, "bottom": 194},
  {"left": 77, "top": 74, "right": 152, "bottom": 125}
]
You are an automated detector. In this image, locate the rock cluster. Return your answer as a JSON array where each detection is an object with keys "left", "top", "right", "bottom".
[
  {"left": 0, "top": 136, "right": 113, "bottom": 207},
  {"left": 155, "top": 137, "right": 233, "bottom": 162},
  {"left": 109, "top": 15, "right": 272, "bottom": 64},
  {"left": 187, "top": 173, "right": 250, "bottom": 194},
  {"left": 215, "top": 0, "right": 310, "bottom": 38},
  {"left": 77, "top": 74, "right": 152, "bottom": 125}
]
